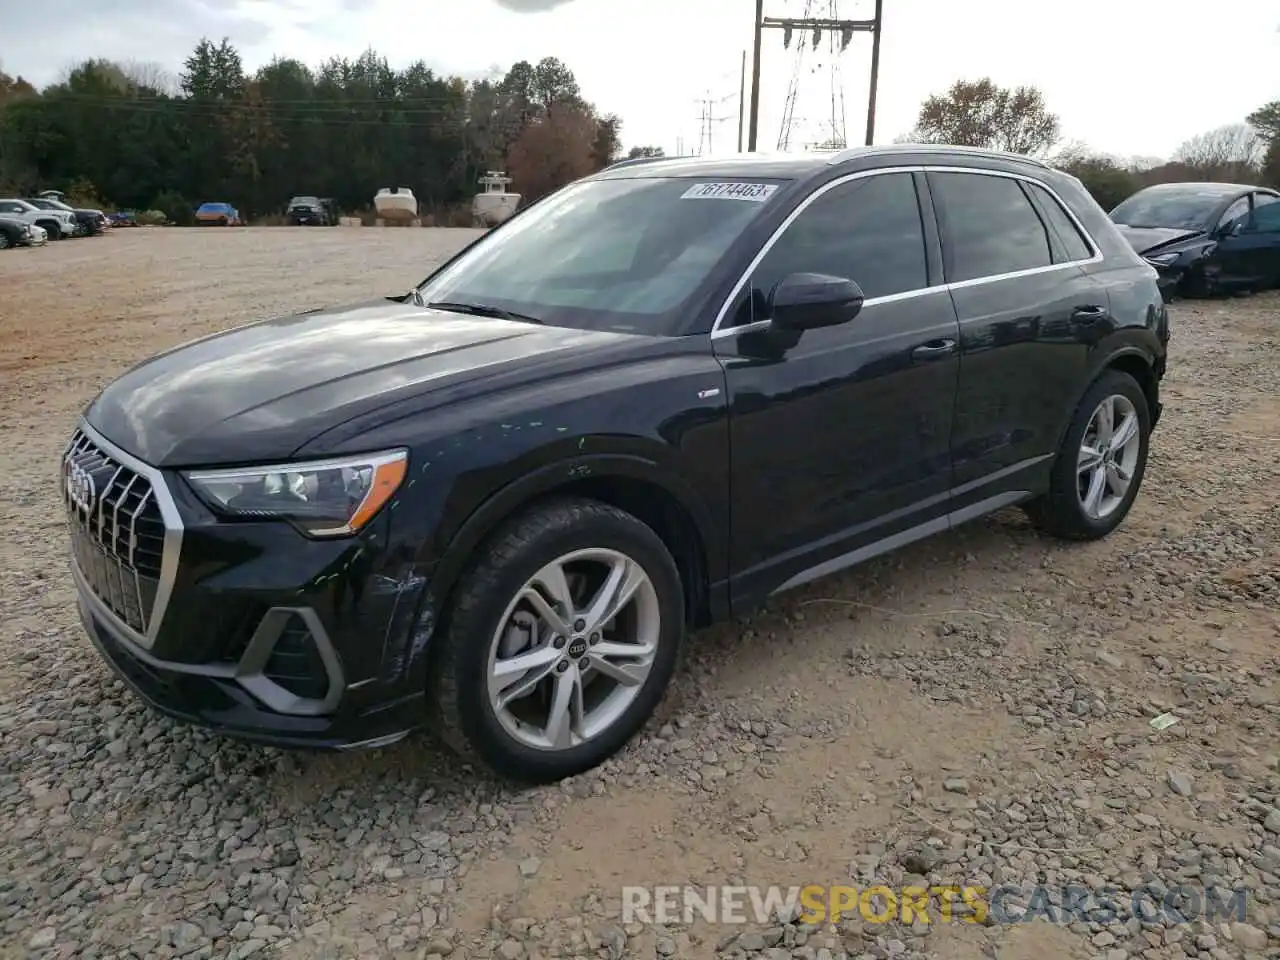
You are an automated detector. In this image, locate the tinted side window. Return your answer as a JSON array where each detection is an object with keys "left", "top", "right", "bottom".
[
  {"left": 1025, "top": 182, "right": 1094, "bottom": 262},
  {"left": 750, "top": 172, "right": 928, "bottom": 305},
  {"left": 1217, "top": 197, "right": 1250, "bottom": 232},
  {"left": 1251, "top": 202, "right": 1280, "bottom": 233},
  {"left": 1256, "top": 193, "right": 1280, "bottom": 208},
  {"left": 930, "top": 172, "right": 1052, "bottom": 282}
]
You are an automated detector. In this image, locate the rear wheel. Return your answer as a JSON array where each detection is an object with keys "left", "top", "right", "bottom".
[
  {"left": 0, "top": 233, "right": 9, "bottom": 249},
  {"left": 431, "top": 497, "right": 684, "bottom": 783},
  {"left": 1024, "top": 369, "right": 1151, "bottom": 541}
]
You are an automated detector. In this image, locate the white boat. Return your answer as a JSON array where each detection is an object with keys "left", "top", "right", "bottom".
[
  {"left": 373, "top": 187, "right": 418, "bottom": 222},
  {"left": 471, "top": 172, "right": 520, "bottom": 227}
]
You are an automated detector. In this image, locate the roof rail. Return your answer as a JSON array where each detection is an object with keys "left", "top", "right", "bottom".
[
  {"left": 826, "top": 143, "right": 1051, "bottom": 169},
  {"left": 604, "top": 154, "right": 687, "bottom": 170}
]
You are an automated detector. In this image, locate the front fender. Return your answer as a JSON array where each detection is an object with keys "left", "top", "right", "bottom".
[{"left": 423, "top": 446, "right": 725, "bottom": 610}]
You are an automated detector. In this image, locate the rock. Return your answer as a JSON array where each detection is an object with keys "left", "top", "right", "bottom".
[
  {"left": 1264, "top": 809, "right": 1280, "bottom": 834},
  {"left": 1228, "top": 923, "right": 1267, "bottom": 950},
  {"left": 28, "top": 928, "right": 56, "bottom": 949},
  {"left": 902, "top": 846, "right": 941, "bottom": 874},
  {"left": 518, "top": 857, "right": 541, "bottom": 878},
  {"left": 942, "top": 778, "right": 969, "bottom": 794},
  {"left": 1166, "top": 770, "right": 1194, "bottom": 797}
]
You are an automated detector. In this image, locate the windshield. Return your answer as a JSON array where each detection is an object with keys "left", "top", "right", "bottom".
[
  {"left": 416, "top": 176, "right": 786, "bottom": 335},
  {"left": 1110, "top": 188, "right": 1231, "bottom": 231},
  {"left": 290, "top": 196, "right": 320, "bottom": 207}
]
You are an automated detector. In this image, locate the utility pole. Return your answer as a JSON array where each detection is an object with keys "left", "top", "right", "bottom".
[
  {"left": 864, "top": 0, "right": 883, "bottom": 145},
  {"left": 749, "top": 1, "right": 883, "bottom": 151},
  {"left": 747, "top": 0, "right": 764, "bottom": 151},
  {"left": 737, "top": 49, "right": 747, "bottom": 152}
]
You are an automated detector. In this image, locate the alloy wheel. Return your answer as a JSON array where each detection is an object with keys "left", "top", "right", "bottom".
[
  {"left": 1077, "top": 394, "right": 1142, "bottom": 520},
  {"left": 486, "top": 547, "right": 660, "bottom": 751}
]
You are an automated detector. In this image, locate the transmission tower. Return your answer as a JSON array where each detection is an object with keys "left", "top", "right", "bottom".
[
  {"left": 777, "top": 0, "right": 856, "bottom": 150},
  {"left": 748, "top": 0, "right": 882, "bottom": 151}
]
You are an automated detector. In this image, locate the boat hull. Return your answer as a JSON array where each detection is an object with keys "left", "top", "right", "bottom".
[{"left": 471, "top": 193, "right": 520, "bottom": 226}]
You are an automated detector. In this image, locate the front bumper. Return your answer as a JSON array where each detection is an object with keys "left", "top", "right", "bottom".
[{"left": 64, "top": 421, "right": 435, "bottom": 750}]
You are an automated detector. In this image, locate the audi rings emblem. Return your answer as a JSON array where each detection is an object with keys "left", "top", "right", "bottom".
[{"left": 65, "top": 461, "right": 97, "bottom": 514}]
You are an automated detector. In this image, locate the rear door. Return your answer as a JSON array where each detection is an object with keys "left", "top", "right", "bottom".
[{"left": 926, "top": 168, "right": 1109, "bottom": 511}]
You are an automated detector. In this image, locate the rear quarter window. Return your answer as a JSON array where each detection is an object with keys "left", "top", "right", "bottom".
[{"left": 1025, "top": 182, "right": 1095, "bottom": 263}]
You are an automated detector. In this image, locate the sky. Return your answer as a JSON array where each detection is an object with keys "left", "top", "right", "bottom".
[{"left": 2, "top": 0, "right": 1278, "bottom": 160}]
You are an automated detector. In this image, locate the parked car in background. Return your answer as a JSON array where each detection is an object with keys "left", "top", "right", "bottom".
[
  {"left": 0, "top": 198, "right": 79, "bottom": 240},
  {"left": 62, "top": 145, "right": 1168, "bottom": 784},
  {"left": 0, "top": 215, "right": 43, "bottom": 248},
  {"left": 27, "top": 196, "right": 107, "bottom": 235},
  {"left": 287, "top": 196, "right": 338, "bottom": 225},
  {"left": 1109, "top": 183, "right": 1280, "bottom": 300},
  {"left": 195, "top": 202, "right": 243, "bottom": 226},
  {"left": 108, "top": 211, "right": 139, "bottom": 227}
]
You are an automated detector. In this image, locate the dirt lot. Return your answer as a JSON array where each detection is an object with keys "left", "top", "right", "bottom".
[{"left": 1, "top": 229, "right": 1278, "bottom": 960}]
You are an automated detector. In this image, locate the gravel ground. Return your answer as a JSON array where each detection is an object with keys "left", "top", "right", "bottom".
[{"left": 1, "top": 229, "right": 1278, "bottom": 960}]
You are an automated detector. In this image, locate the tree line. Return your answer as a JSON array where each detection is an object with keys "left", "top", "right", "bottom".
[
  {"left": 900, "top": 77, "right": 1280, "bottom": 211},
  {"left": 2, "top": 45, "right": 1276, "bottom": 222},
  {"left": 0, "top": 40, "right": 622, "bottom": 222}
]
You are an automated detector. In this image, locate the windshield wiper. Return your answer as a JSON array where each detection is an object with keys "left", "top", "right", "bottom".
[{"left": 426, "top": 300, "right": 543, "bottom": 324}]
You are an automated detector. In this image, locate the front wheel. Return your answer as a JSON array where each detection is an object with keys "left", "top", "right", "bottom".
[
  {"left": 1024, "top": 369, "right": 1151, "bottom": 541},
  {"left": 431, "top": 497, "right": 685, "bottom": 783},
  {"left": 41, "top": 222, "right": 62, "bottom": 241}
]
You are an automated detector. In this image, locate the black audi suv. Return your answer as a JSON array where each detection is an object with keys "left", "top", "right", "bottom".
[{"left": 63, "top": 145, "right": 1169, "bottom": 783}]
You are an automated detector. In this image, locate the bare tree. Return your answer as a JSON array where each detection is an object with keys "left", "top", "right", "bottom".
[
  {"left": 908, "top": 78, "right": 1060, "bottom": 156},
  {"left": 1247, "top": 100, "right": 1280, "bottom": 144},
  {"left": 1171, "top": 124, "right": 1264, "bottom": 180},
  {"left": 119, "top": 60, "right": 180, "bottom": 95}
]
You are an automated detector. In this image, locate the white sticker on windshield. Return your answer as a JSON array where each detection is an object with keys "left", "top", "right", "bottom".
[{"left": 680, "top": 182, "right": 778, "bottom": 202}]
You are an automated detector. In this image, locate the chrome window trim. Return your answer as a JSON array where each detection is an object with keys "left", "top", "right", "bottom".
[
  {"left": 709, "top": 164, "right": 1104, "bottom": 341},
  {"left": 71, "top": 419, "right": 184, "bottom": 650}
]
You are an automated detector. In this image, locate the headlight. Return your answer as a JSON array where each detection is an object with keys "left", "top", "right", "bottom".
[
  {"left": 183, "top": 449, "right": 408, "bottom": 538},
  {"left": 1144, "top": 253, "right": 1179, "bottom": 266}
]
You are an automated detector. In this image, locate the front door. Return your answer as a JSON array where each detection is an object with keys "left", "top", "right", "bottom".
[
  {"left": 1219, "top": 192, "right": 1280, "bottom": 288},
  {"left": 713, "top": 170, "right": 961, "bottom": 605}
]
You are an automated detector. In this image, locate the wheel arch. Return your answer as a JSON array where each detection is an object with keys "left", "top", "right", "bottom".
[
  {"left": 1053, "top": 345, "right": 1159, "bottom": 452},
  {"left": 1105, "top": 350, "right": 1159, "bottom": 421},
  {"left": 427, "top": 454, "right": 722, "bottom": 632}
]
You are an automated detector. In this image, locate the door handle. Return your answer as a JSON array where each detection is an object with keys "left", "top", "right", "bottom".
[{"left": 911, "top": 338, "right": 957, "bottom": 360}]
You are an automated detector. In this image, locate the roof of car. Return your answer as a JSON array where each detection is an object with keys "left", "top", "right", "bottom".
[
  {"left": 1132, "top": 181, "right": 1259, "bottom": 195},
  {"left": 594, "top": 144, "right": 1054, "bottom": 181}
]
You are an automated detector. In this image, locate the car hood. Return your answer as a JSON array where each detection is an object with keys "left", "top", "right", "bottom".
[
  {"left": 1112, "top": 224, "right": 1205, "bottom": 255},
  {"left": 85, "top": 299, "right": 641, "bottom": 467}
]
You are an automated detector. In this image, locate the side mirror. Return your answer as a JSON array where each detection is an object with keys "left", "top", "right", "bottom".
[{"left": 768, "top": 273, "right": 865, "bottom": 331}]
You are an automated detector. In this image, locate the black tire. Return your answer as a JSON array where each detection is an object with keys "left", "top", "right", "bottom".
[
  {"left": 0, "top": 233, "right": 9, "bottom": 250},
  {"left": 40, "top": 221, "right": 62, "bottom": 241},
  {"left": 1023, "top": 369, "right": 1151, "bottom": 541},
  {"left": 430, "top": 497, "right": 685, "bottom": 783}
]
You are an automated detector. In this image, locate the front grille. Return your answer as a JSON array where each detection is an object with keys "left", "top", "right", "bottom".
[
  {"left": 264, "top": 615, "right": 330, "bottom": 700},
  {"left": 63, "top": 429, "right": 166, "bottom": 634}
]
